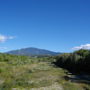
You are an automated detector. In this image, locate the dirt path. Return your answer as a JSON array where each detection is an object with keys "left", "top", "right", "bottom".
[{"left": 31, "top": 83, "right": 63, "bottom": 90}]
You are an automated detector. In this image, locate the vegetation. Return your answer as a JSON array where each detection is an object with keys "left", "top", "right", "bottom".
[
  {"left": 0, "top": 51, "right": 90, "bottom": 90},
  {"left": 54, "top": 49, "right": 90, "bottom": 74}
]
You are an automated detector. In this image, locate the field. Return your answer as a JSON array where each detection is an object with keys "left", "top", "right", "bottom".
[{"left": 0, "top": 54, "right": 90, "bottom": 90}]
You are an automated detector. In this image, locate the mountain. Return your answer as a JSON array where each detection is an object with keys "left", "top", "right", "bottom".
[{"left": 6, "top": 47, "right": 60, "bottom": 56}]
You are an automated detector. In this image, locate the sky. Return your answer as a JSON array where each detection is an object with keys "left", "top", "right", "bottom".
[{"left": 0, "top": 0, "right": 90, "bottom": 52}]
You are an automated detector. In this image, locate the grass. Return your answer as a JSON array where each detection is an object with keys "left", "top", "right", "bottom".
[{"left": 0, "top": 55, "right": 90, "bottom": 90}]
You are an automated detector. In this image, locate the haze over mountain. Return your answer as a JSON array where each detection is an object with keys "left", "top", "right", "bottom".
[{"left": 6, "top": 47, "right": 60, "bottom": 56}]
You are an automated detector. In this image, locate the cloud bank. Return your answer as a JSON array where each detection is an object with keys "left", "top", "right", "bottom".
[
  {"left": 72, "top": 44, "right": 90, "bottom": 50},
  {"left": 0, "top": 34, "right": 15, "bottom": 43}
]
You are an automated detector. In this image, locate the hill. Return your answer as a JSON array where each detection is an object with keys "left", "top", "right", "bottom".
[{"left": 6, "top": 47, "right": 60, "bottom": 56}]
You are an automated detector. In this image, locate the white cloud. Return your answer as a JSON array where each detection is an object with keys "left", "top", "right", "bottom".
[
  {"left": 0, "top": 34, "right": 15, "bottom": 43},
  {"left": 72, "top": 44, "right": 90, "bottom": 50}
]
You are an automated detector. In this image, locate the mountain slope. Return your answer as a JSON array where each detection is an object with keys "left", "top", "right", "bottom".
[{"left": 6, "top": 47, "right": 60, "bottom": 56}]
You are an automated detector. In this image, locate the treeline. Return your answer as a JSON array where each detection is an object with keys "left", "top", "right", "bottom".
[{"left": 54, "top": 49, "right": 90, "bottom": 74}]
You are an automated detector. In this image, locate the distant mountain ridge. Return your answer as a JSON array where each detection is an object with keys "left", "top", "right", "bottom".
[{"left": 6, "top": 47, "right": 60, "bottom": 56}]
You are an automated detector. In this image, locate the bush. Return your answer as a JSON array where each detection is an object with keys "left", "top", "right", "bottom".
[{"left": 55, "top": 49, "right": 90, "bottom": 74}]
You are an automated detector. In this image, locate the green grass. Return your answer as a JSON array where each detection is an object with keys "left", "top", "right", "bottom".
[{"left": 0, "top": 54, "right": 90, "bottom": 90}]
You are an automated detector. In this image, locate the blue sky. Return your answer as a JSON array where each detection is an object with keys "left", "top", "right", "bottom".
[{"left": 0, "top": 0, "right": 90, "bottom": 52}]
